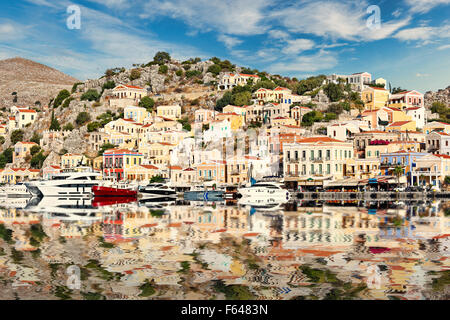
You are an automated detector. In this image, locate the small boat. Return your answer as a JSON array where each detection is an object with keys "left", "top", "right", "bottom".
[
  {"left": 139, "top": 183, "right": 177, "bottom": 200},
  {"left": 184, "top": 185, "right": 223, "bottom": 202},
  {"left": 93, "top": 185, "right": 137, "bottom": 198}
]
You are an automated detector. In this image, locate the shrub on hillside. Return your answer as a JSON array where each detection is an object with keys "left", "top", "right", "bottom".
[
  {"left": 76, "top": 112, "right": 91, "bottom": 126},
  {"left": 81, "top": 89, "right": 100, "bottom": 101}
]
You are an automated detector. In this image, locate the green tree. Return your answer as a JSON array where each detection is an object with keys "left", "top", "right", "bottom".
[
  {"left": 30, "top": 145, "right": 41, "bottom": 156},
  {"left": 139, "top": 96, "right": 155, "bottom": 112},
  {"left": 153, "top": 51, "right": 171, "bottom": 65},
  {"left": 301, "top": 111, "right": 323, "bottom": 126},
  {"left": 232, "top": 91, "right": 252, "bottom": 106},
  {"left": 323, "top": 83, "right": 344, "bottom": 102},
  {"left": 71, "top": 82, "right": 83, "bottom": 94},
  {"left": 76, "top": 112, "right": 91, "bottom": 126},
  {"left": 185, "top": 70, "right": 202, "bottom": 78},
  {"left": 81, "top": 89, "right": 100, "bottom": 101},
  {"left": 49, "top": 111, "right": 61, "bottom": 131},
  {"left": 215, "top": 91, "right": 233, "bottom": 111},
  {"left": 98, "top": 143, "right": 117, "bottom": 156},
  {"left": 102, "top": 80, "right": 116, "bottom": 90},
  {"left": 177, "top": 117, "right": 191, "bottom": 131},
  {"left": 87, "top": 122, "right": 101, "bottom": 132},
  {"left": 0, "top": 136, "right": 4, "bottom": 145},
  {"left": 63, "top": 123, "right": 74, "bottom": 131},
  {"left": 54, "top": 90, "right": 71, "bottom": 108},
  {"left": 175, "top": 70, "right": 183, "bottom": 77},
  {"left": 150, "top": 175, "right": 165, "bottom": 183},
  {"left": 207, "top": 64, "right": 222, "bottom": 75},
  {"left": 30, "top": 151, "right": 47, "bottom": 169},
  {"left": 325, "top": 112, "right": 337, "bottom": 121},
  {"left": 393, "top": 166, "right": 404, "bottom": 186},
  {"left": 158, "top": 65, "right": 168, "bottom": 74},
  {"left": 10, "top": 130, "right": 24, "bottom": 144},
  {"left": 129, "top": 69, "right": 141, "bottom": 81},
  {"left": 444, "top": 176, "right": 450, "bottom": 186},
  {"left": 62, "top": 97, "right": 75, "bottom": 109}
]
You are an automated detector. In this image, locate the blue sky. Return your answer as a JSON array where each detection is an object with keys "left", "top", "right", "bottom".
[{"left": 0, "top": 0, "right": 449, "bottom": 92}]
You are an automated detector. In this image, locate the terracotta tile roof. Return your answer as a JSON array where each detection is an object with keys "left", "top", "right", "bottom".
[
  {"left": 168, "top": 165, "right": 182, "bottom": 170},
  {"left": 388, "top": 121, "right": 412, "bottom": 127},
  {"left": 297, "top": 137, "right": 346, "bottom": 143},
  {"left": 17, "top": 109, "right": 37, "bottom": 113},
  {"left": 140, "top": 164, "right": 159, "bottom": 170},
  {"left": 435, "top": 154, "right": 450, "bottom": 159}
]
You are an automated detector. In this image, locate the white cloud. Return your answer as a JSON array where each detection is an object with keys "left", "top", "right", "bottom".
[
  {"left": 271, "top": 0, "right": 409, "bottom": 41},
  {"left": 142, "top": 0, "right": 271, "bottom": 35},
  {"left": 0, "top": 22, "right": 27, "bottom": 42},
  {"left": 269, "top": 50, "right": 338, "bottom": 73},
  {"left": 24, "top": 0, "right": 57, "bottom": 7},
  {"left": 217, "top": 34, "right": 243, "bottom": 49},
  {"left": 87, "top": 0, "right": 129, "bottom": 8},
  {"left": 268, "top": 29, "right": 290, "bottom": 40},
  {"left": 405, "top": 0, "right": 450, "bottom": 14},
  {"left": 394, "top": 25, "right": 450, "bottom": 41},
  {"left": 416, "top": 73, "right": 431, "bottom": 77},
  {"left": 282, "top": 39, "right": 315, "bottom": 55},
  {"left": 438, "top": 44, "right": 450, "bottom": 50}
]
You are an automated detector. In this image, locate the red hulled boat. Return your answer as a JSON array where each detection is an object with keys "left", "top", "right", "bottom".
[{"left": 92, "top": 186, "right": 138, "bottom": 198}]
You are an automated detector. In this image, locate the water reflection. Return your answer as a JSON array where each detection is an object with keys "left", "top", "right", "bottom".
[{"left": 0, "top": 197, "right": 448, "bottom": 300}]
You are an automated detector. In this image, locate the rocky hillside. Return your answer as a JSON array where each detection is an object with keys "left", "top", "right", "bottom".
[
  {"left": 425, "top": 86, "right": 450, "bottom": 108},
  {"left": 0, "top": 57, "right": 79, "bottom": 109}
]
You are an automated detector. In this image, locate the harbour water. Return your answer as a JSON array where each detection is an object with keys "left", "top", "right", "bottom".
[{"left": 0, "top": 197, "right": 448, "bottom": 300}]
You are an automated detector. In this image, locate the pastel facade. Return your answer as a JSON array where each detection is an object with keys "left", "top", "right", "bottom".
[
  {"left": 411, "top": 154, "right": 450, "bottom": 187},
  {"left": 13, "top": 142, "right": 38, "bottom": 163},
  {"left": 156, "top": 105, "right": 182, "bottom": 120},
  {"left": 61, "top": 153, "right": 87, "bottom": 169},
  {"left": 218, "top": 73, "right": 260, "bottom": 91},
  {"left": 109, "top": 85, "right": 146, "bottom": 108},
  {"left": 362, "top": 87, "right": 390, "bottom": 111},
  {"left": 284, "top": 137, "right": 354, "bottom": 180},
  {"left": 347, "top": 72, "right": 372, "bottom": 91},
  {"left": 388, "top": 90, "right": 424, "bottom": 109},
  {"left": 380, "top": 151, "right": 428, "bottom": 185},
  {"left": 405, "top": 106, "right": 426, "bottom": 129},
  {"left": 10, "top": 107, "right": 37, "bottom": 129},
  {"left": 0, "top": 168, "right": 40, "bottom": 184},
  {"left": 125, "top": 164, "right": 160, "bottom": 183},
  {"left": 103, "top": 149, "right": 144, "bottom": 181},
  {"left": 424, "top": 122, "right": 450, "bottom": 135},
  {"left": 386, "top": 120, "right": 416, "bottom": 132},
  {"left": 426, "top": 131, "right": 450, "bottom": 155},
  {"left": 124, "top": 106, "right": 151, "bottom": 123}
]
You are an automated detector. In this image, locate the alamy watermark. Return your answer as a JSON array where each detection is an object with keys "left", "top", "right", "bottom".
[
  {"left": 66, "top": 265, "right": 81, "bottom": 290},
  {"left": 366, "top": 5, "right": 381, "bottom": 30},
  {"left": 66, "top": 5, "right": 81, "bottom": 30}
]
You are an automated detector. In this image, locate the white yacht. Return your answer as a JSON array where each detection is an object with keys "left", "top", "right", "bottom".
[
  {"left": 238, "top": 182, "right": 290, "bottom": 204},
  {"left": 0, "top": 184, "right": 33, "bottom": 198},
  {"left": 138, "top": 183, "right": 177, "bottom": 201},
  {"left": 25, "top": 171, "right": 102, "bottom": 198}
]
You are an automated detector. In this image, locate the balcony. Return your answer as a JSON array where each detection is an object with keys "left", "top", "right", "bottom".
[{"left": 313, "top": 157, "right": 323, "bottom": 162}]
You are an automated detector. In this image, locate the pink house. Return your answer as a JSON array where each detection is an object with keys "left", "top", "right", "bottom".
[{"left": 388, "top": 90, "right": 424, "bottom": 108}]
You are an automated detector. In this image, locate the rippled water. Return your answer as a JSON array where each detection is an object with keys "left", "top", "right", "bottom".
[{"left": 0, "top": 197, "right": 448, "bottom": 300}]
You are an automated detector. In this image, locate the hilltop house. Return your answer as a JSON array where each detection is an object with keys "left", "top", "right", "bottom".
[
  {"left": 13, "top": 142, "right": 38, "bottom": 163},
  {"left": 108, "top": 84, "right": 147, "bottom": 108},
  {"left": 426, "top": 131, "right": 450, "bottom": 155},
  {"left": 217, "top": 73, "right": 260, "bottom": 91},
  {"left": 9, "top": 107, "right": 38, "bottom": 130},
  {"left": 388, "top": 90, "right": 424, "bottom": 109},
  {"left": 361, "top": 86, "right": 390, "bottom": 111},
  {"left": 156, "top": 105, "right": 182, "bottom": 120}
]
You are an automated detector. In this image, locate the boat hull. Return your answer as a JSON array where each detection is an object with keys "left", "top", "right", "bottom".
[{"left": 93, "top": 186, "right": 137, "bottom": 198}]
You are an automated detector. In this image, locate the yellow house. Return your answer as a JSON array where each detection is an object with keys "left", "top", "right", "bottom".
[
  {"left": 0, "top": 168, "right": 40, "bottom": 184},
  {"left": 125, "top": 164, "right": 160, "bottom": 183},
  {"left": 124, "top": 106, "right": 151, "bottom": 123},
  {"left": 383, "top": 106, "right": 412, "bottom": 124},
  {"left": 272, "top": 116, "right": 297, "bottom": 127},
  {"left": 424, "top": 122, "right": 450, "bottom": 135},
  {"left": 197, "top": 161, "right": 227, "bottom": 184},
  {"left": 365, "top": 141, "right": 420, "bottom": 158},
  {"left": 104, "top": 118, "right": 143, "bottom": 138},
  {"left": 215, "top": 112, "right": 244, "bottom": 131},
  {"left": 345, "top": 158, "right": 381, "bottom": 179},
  {"left": 103, "top": 148, "right": 144, "bottom": 181},
  {"left": 61, "top": 153, "right": 87, "bottom": 169},
  {"left": 362, "top": 87, "right": 390, "bottom": 111},
  {"left": 140, "top": 142, "right": 175, "bottom": 167},
  {"left": 149, "top": 118, "right": 183, "bottom": 132},
  {"left": 386, "top": 120, "right": 416, "bottom": 132},
  {"left": 93, "top": 156, "right": 103, "bottom": 171},
  {"left": 157, "top": 105, "right": 182, "bottom": 120},
  {"left": 108, "top": 131, "right": 135, "bottom": 149},
  {"left": 13, "top": 142, "right": 38, "bottom": 163}
]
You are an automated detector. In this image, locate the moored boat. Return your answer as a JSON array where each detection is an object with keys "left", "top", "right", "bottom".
[{"left": 93, "top": 185, "right": 137, "bottom": 197}]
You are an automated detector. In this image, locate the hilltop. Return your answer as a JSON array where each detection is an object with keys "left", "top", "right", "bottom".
[{"left": 0, "top": 57, "right": 79, "bottom": 109}]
